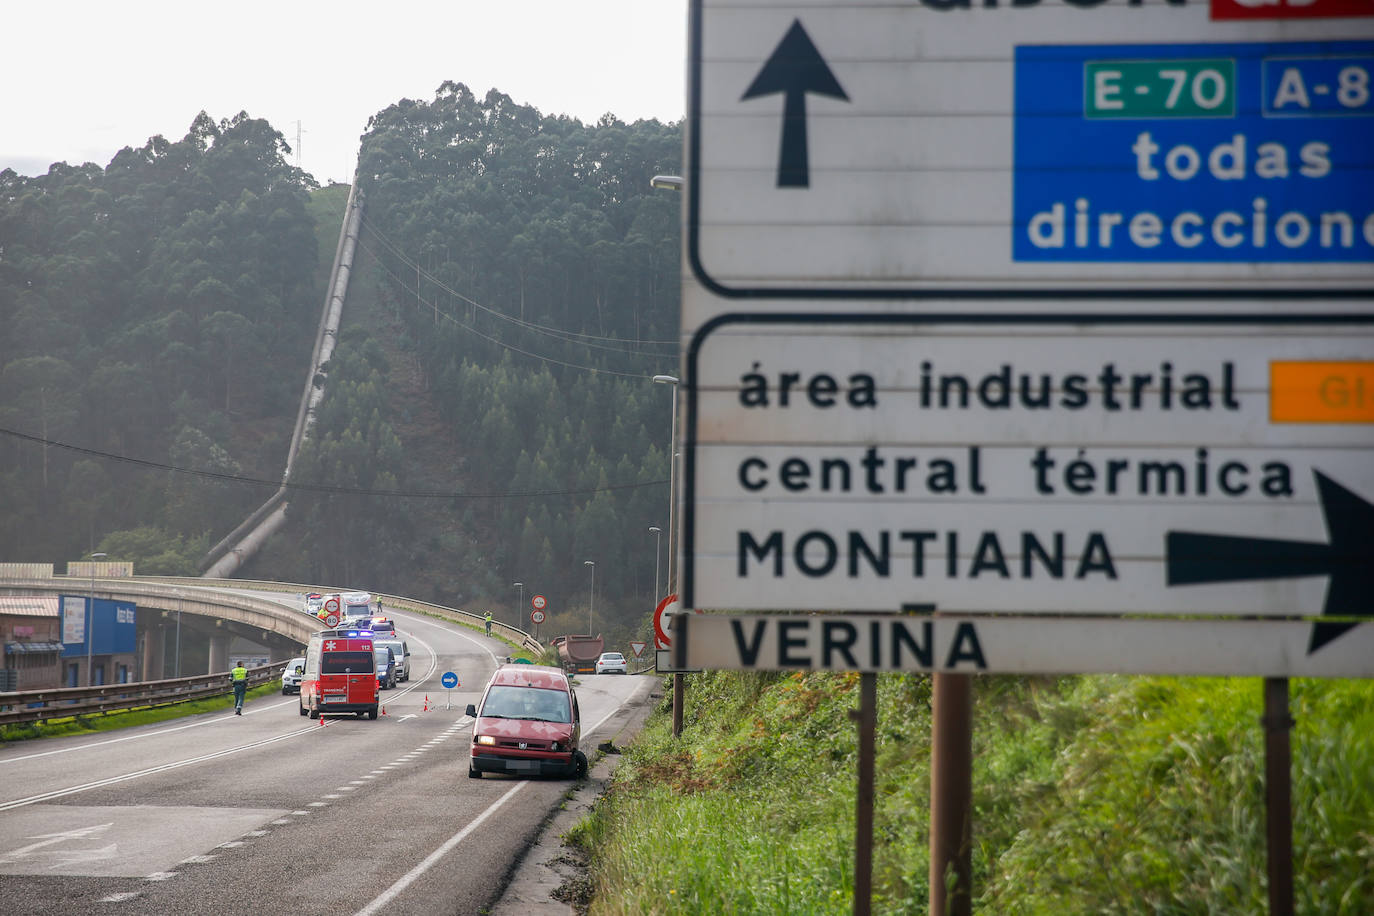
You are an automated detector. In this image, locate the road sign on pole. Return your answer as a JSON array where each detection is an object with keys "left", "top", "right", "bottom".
[
  {"left": 686, "top": 3, "right": 1374, "bottom": 309},
  {"left": 680, "top": 0, "right": 1374, "bottom": 676}
]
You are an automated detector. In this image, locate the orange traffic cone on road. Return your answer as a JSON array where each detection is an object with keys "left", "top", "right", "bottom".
[
  {"left": 381, "top": 705, "right": 387, "bottom": 716},
  {"left": 318, "top": 715, "right": 325, "bottom": 727},
  {"left": 423, "top": 695, "right": 429, "bottom": 712}
]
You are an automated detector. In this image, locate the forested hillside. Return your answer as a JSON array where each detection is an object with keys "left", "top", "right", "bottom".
[
  {"left": 247, "top": 83, "right": 683, "bottom": 642},
  {"left": 1, "top": 84, "right": 682, "bottom": 645},
  {"left": 0, "top": 113, "right": 321, "bottom": 571}
]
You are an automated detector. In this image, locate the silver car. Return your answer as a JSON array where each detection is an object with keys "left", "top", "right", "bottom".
[
  {"left": 281, "top": 657, "right": 306, "bottom": 694},
  {"left": 375, "top": 638, "right": 411, "bottom": 682}
]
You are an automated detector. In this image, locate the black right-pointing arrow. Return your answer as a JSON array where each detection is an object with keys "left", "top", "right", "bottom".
[
  {"left": 1166, "top": 471, "right": 1374, "bottom": 654},
  {"left": 741, "top": 19, "right": 849, "bottom": 188}
]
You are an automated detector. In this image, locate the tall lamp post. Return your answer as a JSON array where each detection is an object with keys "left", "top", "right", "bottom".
[
  {"left": 652, "top": 375, "right": 680, "bottom": 594},
  {"left": 648, "top": 526, "right": 662, "bottom": 604},
  {"left": 584, "top": 561, "right": 596, "bottom": 635},
  {"left": 87, "top": 552, "right": 106, "bottom": 686},
  {"left": 650, "top": 175, "right": 686, "bottom": 738},
  {"left": 513, "top": 582, "right": 524, "bottom": 627}
]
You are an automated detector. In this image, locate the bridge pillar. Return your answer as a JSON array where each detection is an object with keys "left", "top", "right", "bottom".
[
  {"left": 141, "top": 624, "right": 165, "bottom": 681},
  {"left": 208, "top": 634, "right": 230, "bottom": 674}
]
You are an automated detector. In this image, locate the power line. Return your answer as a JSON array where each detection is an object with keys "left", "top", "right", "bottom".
[
  {"left": 359, "top": 214, "right": 679, "bottom": 355},
  {"left": 357, "top": 233, "right": 672, "bottom": 379},
  {"left": 0, "top": 426, "right": 667, "bottom": 501}
]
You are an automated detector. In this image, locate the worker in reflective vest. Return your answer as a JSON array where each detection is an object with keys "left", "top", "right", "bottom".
[
  {"left": 484, "top": 612, "right": 493, "bottom": 638},
  {"left": 230, "top": 662, "right": 248, "bottom": 715}
]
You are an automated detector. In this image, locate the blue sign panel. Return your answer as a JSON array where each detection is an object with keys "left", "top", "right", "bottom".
[
  {"left": 1014, "top": 41, "right": 1374, "bottom": 263},
  {"left": 440, "top": 671, "right": 459, "bottom": 689},
  {"left": 61, "top": 597, "right": 136, "bottom": 656}
]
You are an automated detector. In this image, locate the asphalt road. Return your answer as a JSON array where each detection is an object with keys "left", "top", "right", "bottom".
[{"left": 0, "top": 605, "right": 650, "bottom": 915}]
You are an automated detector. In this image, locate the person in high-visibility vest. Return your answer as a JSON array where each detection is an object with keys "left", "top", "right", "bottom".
[
  {"left": 230, "top": 662, "right": 248, "bottom": 715},
  {"left": 484, "top": 611, "right": 493, "bottom": 638}
]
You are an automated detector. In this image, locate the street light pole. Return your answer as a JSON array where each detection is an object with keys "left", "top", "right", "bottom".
[
  {"left": 584, "top": 561, "right": 595, "bottom": 635},
  {"left": 514, "top": 582, "right": 523, "bottom": 628},
  {"left": 652, "top": 375, "right": 679, "bottom": 595},
  {"left": 87, "top": 552, "right": 106, "bottom": 686},
  {"left": 648, "top": 526, "right": 662, "bottom": 604}
]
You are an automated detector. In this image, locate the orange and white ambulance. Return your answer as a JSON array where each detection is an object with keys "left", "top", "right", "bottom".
[{"left": 299, "top": 627, "right": 379, "bottom": 720}]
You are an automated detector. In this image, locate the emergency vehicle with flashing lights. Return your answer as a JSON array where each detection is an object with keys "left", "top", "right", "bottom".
[{"left": 299, "top": 628, "right": 379, "bottom": 719}]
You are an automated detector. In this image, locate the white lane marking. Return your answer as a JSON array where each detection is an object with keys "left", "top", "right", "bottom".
[
  {"left": 354, "top": 782, "right": 525, "bottom": 916},
  {"left": 270, "top": 819, "right": 291, "bottom": 826},
  {"left": 0, "top": 607, "right": 442, "bottom": 768},
  {"left": 0, "top": 696, "right": 306, "bottom": 765},
  {"left": 245, "top": 830, "right": 269, "bottom": 837},
  {"left": 308, "top": 802, "right": 328, "bottom": 808},
  {"left": 397, "top": 613, "right": 506, "bottom": 667},
  {"left": 0, "top": 729, "right": 317, "bottom": 812},
  {"left": 144, "top": 872, "right": 177, "bottom": 881},
  {"left": 99, "top": 892, "right": 141, "bottom": 902},
  {"left": 181, "top": 855, "right": 217, "bottom": 864},
  {"left": 219, "top": 841, "right": 246, "bottom": 848}
]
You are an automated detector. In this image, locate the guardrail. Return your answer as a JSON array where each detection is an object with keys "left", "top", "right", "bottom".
[{"left": 0, "top": 662, "right": 286, "bottom": 726}]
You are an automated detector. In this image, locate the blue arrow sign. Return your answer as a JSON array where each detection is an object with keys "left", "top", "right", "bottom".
[{"left": 440, "top": 671, "right": 458, "bottom": 689}]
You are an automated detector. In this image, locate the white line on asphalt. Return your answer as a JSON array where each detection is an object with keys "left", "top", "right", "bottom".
[
  {"left": 354, "top": 782, "right": 526, "bottom": 916},
  {"left": 352, "top": 704, "right": 627, "bottom": 914},
  {"left": 0, "top": 728, "right": 317, "bottom": 812}
]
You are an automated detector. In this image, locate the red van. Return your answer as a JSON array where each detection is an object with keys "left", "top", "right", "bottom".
[
  {"left": 466, "top": 664, "right": 586, "bottom": 778},
  {"left": 299, "top": 628, "right": 379, "bottom": 719}
]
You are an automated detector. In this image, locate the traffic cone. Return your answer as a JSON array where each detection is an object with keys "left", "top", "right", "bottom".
[
  {"left": 318, "top": 715, "right": 326, "bottom": 727},
  {"left": 423, "top": 695, "right": 429, "bottom": 712},
  {"left": 381, "top": 705, "right": 387, "bottom": 716}
]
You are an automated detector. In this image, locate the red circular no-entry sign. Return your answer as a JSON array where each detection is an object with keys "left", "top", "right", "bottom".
[{"left": 653, "top": 594, "right": 679, "bottom": 649}]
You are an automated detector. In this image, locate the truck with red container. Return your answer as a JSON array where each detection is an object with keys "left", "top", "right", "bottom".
[{"left": 552, "top": 634, "right": 604, "bottom": 675}]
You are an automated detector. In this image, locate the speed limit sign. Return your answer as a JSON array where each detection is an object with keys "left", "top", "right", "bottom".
[
  {"left": 531, "top": 608, "right": 547, "bottom": 625},
  {"left": 531, "top": 595, "right": 547, "bottom": 610}
]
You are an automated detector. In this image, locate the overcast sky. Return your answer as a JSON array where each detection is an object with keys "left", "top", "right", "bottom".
[{"left": 3, "top": 1, "right": 687, "bottom": 185}]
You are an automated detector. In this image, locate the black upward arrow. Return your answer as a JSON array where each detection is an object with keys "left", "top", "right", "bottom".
[
  {"left": 1166, "top": 471, "right": 1374, "bottom": 655},
  {"left": 741, "top": 20, "right": 848, "bottom": 188}
]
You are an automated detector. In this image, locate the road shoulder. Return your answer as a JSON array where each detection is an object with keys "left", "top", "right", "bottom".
[{"left": 490, "top": 674, "right": 660, "bottom": 915}]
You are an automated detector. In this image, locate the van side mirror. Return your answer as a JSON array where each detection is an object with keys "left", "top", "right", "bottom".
[{"left": 465, "top": 703, "right": 478, "bottom": 717}]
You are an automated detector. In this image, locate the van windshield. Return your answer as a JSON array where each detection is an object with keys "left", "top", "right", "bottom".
[
  {"left": 321, "top": 651, "right": 374, "bottom": 674},
  {"left": 481, "top": 685, "right": 570, "bottom": 723}
]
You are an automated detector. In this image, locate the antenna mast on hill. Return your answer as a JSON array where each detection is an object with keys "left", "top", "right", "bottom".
[{"left": 294, "top": 120, "right": 304, "bottom": 170}]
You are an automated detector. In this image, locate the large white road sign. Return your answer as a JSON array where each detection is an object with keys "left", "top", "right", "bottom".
[
  {"left": 678, "top": 0, "right": 1374, "bottom": 674},
  {"left": 687, "top": 0, "right": 1374, "bottom": 306},
  {"left": 672, "top": 614, "right": 1374, "bottom": 678},
  {"left": 685, "top": 321, "right": 1372, "bottom": 629}
]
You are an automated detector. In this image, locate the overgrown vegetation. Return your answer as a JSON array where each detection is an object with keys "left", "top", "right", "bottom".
[
  {"left": 0, "top": 112, "right": 322, "bottom": 566},
  {"left": 576, "top": 672, "right": 1374, "bottom": 914}
]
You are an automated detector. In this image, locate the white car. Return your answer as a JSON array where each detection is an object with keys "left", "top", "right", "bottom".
[
  {"left": 281, "top": 657, "right": 306, "bottom": 694},
  {"left": 594, "top": 652, "right": 628, "bottom": 675}
]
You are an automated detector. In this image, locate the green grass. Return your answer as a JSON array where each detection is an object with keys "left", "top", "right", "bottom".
[
  {"left": 575, "top": 672, "right": 1374, "bottom": 914},
  {"left": 0, "top": 682, "right": 284, "bottom": 744}
]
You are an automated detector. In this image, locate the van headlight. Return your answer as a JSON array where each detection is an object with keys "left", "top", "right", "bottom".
[
  {"left": 549, "top": 741, "right": 561, "bottom": 751},
  {"left": 476, "top": 735, "right": 496, "bottom": 746}
]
